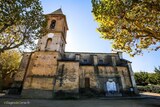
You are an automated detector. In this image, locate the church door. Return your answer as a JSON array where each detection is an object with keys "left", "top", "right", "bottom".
[{"left": 85, "top": 78, "right": 90, "bottom": 89}]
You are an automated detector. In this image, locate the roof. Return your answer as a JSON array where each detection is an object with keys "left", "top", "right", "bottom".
[
  {"left": 47, "top": 8, "right": 63, "bottom": 15},
  {"left": 64, "top": 52, "right": 118, "bottom": 55},
  {"left": 121, "top": 59, "right": 131, "bottom": 63}
]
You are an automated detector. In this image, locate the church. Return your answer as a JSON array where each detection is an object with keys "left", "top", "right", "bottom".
[{"left": 10, "top": 9, "right": 138, "bottom": 98}]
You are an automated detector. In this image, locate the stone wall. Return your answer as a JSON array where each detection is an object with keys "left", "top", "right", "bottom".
[
  {"left": 98, "top": 66, "right": 115, "bottom": 77},
  {"left": 14, "top": 52, "right": 31, "bottom": 81},
  {"left": 64, "top": 52, "right": 119, "bottom": 65},
  {"left": 79, "top": 66, "right": 98, "bottom": 89},
  {"left": 23, "top": 51, "right": 60, "bottom": 90},
  {"left": 18, "top": 51, "right": 135, "bottom": 97},
  {"left": 37, "top": 33, "right": 64, "bottom": 52},
  {"left": 21, "top": 89, "right": 53, "bottom": 99},
  {"left": 97, "top": 66, "right": 121, "bottom": 92},
  {"left": 26, "top": 51, "right": 59, "bottom": 76},
  {"left": 96, "top": 66, "right": 132, "bottom": 92},
  {"left": 23, "top": 77, "right": 53, "bottom": 90},
  {"left": 53, "top": 61, "right": 79, "bottom": 93},
  {"left": 117, "top": 67, "right": 132, "bottom": 89},
  {"left": 46, "top": 15, "right": 67, "bottom": 32}
]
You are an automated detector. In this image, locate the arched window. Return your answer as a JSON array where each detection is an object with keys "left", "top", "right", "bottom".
[
  {"left": 45, "top": 38, "right": 52, "bottom": 49},
  {"left": 50, "top": 20, "right": 56, "bottom": 29}
]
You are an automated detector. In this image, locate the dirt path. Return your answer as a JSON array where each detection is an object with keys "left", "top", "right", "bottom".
[{"left": 140, "top": 92, "right": 160, "bottom": 97}]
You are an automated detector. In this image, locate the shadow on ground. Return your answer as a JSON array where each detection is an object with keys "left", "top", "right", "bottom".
[{"left": 0, "top": 92, "right": 160, "bottom": 107}]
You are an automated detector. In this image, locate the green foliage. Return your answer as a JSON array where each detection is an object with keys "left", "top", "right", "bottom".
[
  {"left": 0, "top": 50, "right": 21, "bottom": 78},
  {"left": 0, "top": 0, "right": 46, "bottom": 52},
  {"left": 134, "top": 71, "right": 149, "bottom": 85},
  {"left": 154, "top": 66, "right": 160, "bottom": 73},
  {"left": 134, "top": 71, "right": 160, "bottom": 85},
  {"left": 148, "top": 73, "right": 160, "bottom": 85},
  {"left": 137, "top": 85, "right": 160, "bottom": 93},
  {"left": 0, "top": 50, "right": 21, "bottom": 89},
  {"left": 92, "top": 0, "right": 160, "bottom": 56}
]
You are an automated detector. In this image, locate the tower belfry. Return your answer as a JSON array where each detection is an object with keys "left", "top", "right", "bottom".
[{"left": 37, "top": 8, "right": 68, "bottom": 54}]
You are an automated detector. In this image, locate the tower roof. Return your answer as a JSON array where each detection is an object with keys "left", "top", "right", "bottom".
[{"left": 47, "top": 8, "right": 63, "bottom": 15}]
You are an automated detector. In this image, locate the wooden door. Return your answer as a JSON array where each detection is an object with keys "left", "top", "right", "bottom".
[{"left": 85, "top": 78, "right": 90, "bottom": 88}]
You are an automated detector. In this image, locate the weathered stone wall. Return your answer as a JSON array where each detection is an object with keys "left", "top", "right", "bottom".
[
  {"left": 23, "top": 51, "right": 60, "bottom": 90},
  {"left": 26, "top": 51, "right": 59, "bottom": 76},
  {"left": 46, "top": 15, "right": 67, "bottom": 32},
  {"left": 79, "top": 54, "right": 93, "bottom": 63},
  {"left": 21, "top": 89, "right": 53, "bottom": 99},
  {"left": 14, "top": 52, "right": 31, "bottom": 81},
  {"left": 64, "top": 52, "right": 120, "bottom": 66},
  {"left": 97, "top": 66, "right": 121, "bottom": 92},
  {"left": 23, "top": 77, "right": 53, "bottom": 90},
  {"left": 37, "top": 14, "right": 67, "bottom": 53},
  {"left": 98, "top": 66, "right": 115, "bottom": 77},
  {"left": 37, "top": 33, "right": 64, "bottom": 52},
  {"left": 127, "top": 62, "right": 138, "bottom": 94},
  {"left": 18, "top": 51, "right": 134, "bottom": 97},
  {"left": 117, "top": 67, "right": 132, "bottom": 89},
  {"left": 54, "top": 61, "right": 79, "bottom": 93},
  {"left": 79, "top": 66, "right": 98, "bottom": 89},
  {"left": 64, "top": 52, "right": 76, "bottom": 60},
  {"left": 97, "top": 66, "right": 132, "bottom": 91}
]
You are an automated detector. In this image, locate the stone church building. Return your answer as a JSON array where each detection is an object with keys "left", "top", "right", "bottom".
[{"left": 10, "top": 9, "right": 138, "bottom": 98}]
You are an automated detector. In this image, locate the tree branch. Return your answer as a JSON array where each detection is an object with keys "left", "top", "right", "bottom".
[
  {"left": 0, "top": 21, "right": 14, "bottom": 33},
  {"left": 134, "top": 22, "right": 160, "bottom": 40}
]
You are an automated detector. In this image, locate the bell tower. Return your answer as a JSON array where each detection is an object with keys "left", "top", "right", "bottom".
[{"left": 37, "top": 8, "right": 68, "bottom": 54}]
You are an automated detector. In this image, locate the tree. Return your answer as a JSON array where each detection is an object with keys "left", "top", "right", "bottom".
[
  {"left": 0, "top": 0, "right": 46, "bottom": 53},
  {"left": 134, "top": 71, "right": 160, "bottom": 85},
  {"left": 154, "top": 66, "right": 160, "bottom": 73},
  {"left": 148, "top": 73, "right": 159, "bottom": 85},
  {"left": 92, "top": 0, "right": 160, "bottom": 56},
  {"left": 153, "top": 66, "right": 160, "bottom": 84},
  {"left": 0, "top": 50, "right": 21, "bottom": 90},
  {"left": 134, "top": 71, "right": 149, "bottom": 85}
]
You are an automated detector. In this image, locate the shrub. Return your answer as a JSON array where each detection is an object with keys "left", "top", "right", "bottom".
[{"left": 137, "top": 85, "right": 160, "bottom": 93}]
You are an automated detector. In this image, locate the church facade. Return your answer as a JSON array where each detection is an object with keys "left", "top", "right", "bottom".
[{"left": 11, "top": 9, "right": 138, "bottom": 98}]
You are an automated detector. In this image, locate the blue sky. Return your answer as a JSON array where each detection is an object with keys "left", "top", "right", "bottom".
[{"left": 40, "top": 0, "right": 160, "bottom": 72}]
